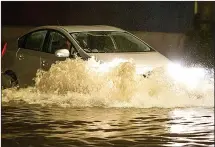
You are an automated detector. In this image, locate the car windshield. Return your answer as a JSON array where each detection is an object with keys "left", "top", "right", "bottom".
[{"left": 70, "top": 31, "right": 154, "bottom": 53}]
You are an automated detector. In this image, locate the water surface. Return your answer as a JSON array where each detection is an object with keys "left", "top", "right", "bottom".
[{"left": 2, "top": 105, "right": 214, "bottom": 147}]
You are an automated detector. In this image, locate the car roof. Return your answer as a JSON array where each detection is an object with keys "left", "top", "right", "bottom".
[{"left": 30, "top": 25, "right": 125, "bottom": 33}]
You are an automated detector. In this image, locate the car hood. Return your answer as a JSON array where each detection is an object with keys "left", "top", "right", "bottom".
[{"left": 88, "top": 52, "right": 172, "bottom": 73}]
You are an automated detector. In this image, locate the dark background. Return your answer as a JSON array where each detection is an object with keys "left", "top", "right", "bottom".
[{"left": 1, "top": 1, "right": 194, "bottom": 33}]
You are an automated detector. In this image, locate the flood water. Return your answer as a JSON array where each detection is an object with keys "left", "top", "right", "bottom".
[
  {"left": 2, "top": 105, "right": 214, "bottom": 147},
  {"left": 2, "top": 58, "right": 214, "bottom": 147}
]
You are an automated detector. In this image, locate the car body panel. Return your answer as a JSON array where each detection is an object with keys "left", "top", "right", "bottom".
[
  {"left": 89, "top": 52, "right": 170, "bottom": 68},
  {"left": 14, "top": 48, "right": 41, "bottom": 87},
  {"left": 2, "top": 48, "right": 41, "bottom": 87},
  {"left": 39, "top": 52, "right": 68, "bottom": 71},
  {"left": 26, "top": 25, "right": 124, "bottom": 34}
]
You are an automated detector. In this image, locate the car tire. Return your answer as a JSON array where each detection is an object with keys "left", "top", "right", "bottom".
[{"left": 2, "top": 71, "right": 18, "bottom": 89}]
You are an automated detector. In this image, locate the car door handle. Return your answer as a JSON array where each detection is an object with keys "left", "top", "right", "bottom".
[
  {"left": 41, "top": 60, "right": 48, "bottom": 66},
  {"left": 18, "top": 54, "right": 24, "bottom": 60}
]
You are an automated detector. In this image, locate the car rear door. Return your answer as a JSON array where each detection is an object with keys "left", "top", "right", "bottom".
[{"left": 15, "top": 30, "right": 48, "bottom": 87}]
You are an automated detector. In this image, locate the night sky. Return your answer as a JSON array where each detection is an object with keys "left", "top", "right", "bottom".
[{"left": 1, "top": 1, "right": 194, "bottom": 33}]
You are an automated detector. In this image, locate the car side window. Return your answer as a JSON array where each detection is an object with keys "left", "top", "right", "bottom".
[
  {"left": 46, "top": 31, "right": 71, "bottom": 54},
  {"left": 18, "top": 35, "right": 26, "bottom": 48},
  {"left": 25, "top": 30, "right": 47, "bottom": 51}
]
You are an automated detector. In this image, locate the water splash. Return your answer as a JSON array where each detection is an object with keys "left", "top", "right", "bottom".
[{"left": 2, "top": 58, "right": 214, "bottom": 108}]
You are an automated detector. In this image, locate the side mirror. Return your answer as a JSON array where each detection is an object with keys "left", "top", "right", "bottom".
[
  {"left": 55, "top": 49, "right": 70, "bottom": 58},
  {"left": 91, "top": 49, "right": 99, "bottom": 53}
]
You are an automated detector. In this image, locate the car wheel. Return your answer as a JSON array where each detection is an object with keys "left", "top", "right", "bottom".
[{"left": 2, "top": 71, "right": 18, "bottom": 89}]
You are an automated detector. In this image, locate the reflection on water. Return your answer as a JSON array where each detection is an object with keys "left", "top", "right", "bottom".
[{"left": 2, "top": 106, "right": 214, "bottom": 147}]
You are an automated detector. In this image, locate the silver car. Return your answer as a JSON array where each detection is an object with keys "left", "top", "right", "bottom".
[{"left": 2, "top": 25, "right": 171, "bottom": 88}]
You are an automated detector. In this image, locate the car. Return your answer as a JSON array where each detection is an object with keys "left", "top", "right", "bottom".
[{"left": 2, "top": 25, "right": 171, "bottom": 88}]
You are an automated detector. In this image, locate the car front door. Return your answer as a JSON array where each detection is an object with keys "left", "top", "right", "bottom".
[
  {"left": 39, "top": 30, "right": 75, "bottom": 71},
  {"left": 15, "top": 30, "right": 48, "bottom": 87}
]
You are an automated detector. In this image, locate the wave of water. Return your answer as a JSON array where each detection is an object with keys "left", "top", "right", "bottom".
[{"left": 2, "top": 58, "right": 214, "bottom": 108}]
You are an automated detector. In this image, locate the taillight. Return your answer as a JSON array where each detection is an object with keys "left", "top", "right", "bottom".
[{"left": 2, "top": 42, "right": 7, "bottom": 57}]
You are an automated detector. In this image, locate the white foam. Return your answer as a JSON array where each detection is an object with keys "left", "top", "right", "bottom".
[{"left": 2, "top": 58, "right": 214, "bottom": 108}]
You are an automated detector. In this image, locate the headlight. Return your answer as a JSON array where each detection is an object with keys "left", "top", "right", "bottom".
[{"left": 167, "top": 62, "right": 206, "bottom": 90}]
